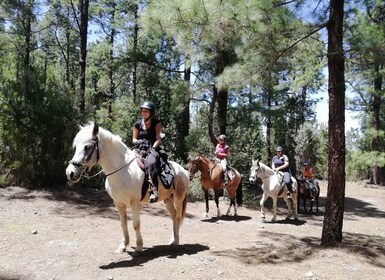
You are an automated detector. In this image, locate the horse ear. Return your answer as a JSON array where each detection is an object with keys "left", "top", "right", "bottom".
[{"left": 92, "top": 123, "right": 99, "bottom": 137}]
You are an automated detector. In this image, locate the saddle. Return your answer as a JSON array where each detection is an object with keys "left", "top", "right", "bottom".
[
  {"left": 275, "top": 171, "right": 295, "bottom": 195},
  {"left": 214, "top": 158, "right": 234, "bottom": 185},
  {"left": 135, "top": 141, "right": 175, "bottom": 200}
]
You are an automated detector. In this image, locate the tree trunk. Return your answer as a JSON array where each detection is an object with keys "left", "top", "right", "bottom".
[
  {"left": 108, "top": 4, "right": 116, "bottom": 119},
  {"left": 132, "top": 4, "right": 139, "bottom": 101},
  {"left": 177, "top": 65, "right": 191, "bottom": 161},
  {"left": 78, "top": 0, "right": 89, "bottom": 114},
  {"left": 214, "top": 48, "right": 230, "bottom": 137},
  {"left": 209, "top": 86, "right": 218, "bottom": 145},
  {"left": 370, "top": 63, "right": 383, "bottom": 185},
  {"left": 22, "top": 2, "right": 32, "bottom": 100},
  {"left": 265, "top": 91, "right": 272, "bottom": 162},
  {"left": 321, "top": 0, "right": 346, "bottom": 246}
]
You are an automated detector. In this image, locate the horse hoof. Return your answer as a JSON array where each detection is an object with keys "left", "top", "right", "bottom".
[
  {"left": 132, "top": 250, "right": 141, "bottom": 257},
  {"left": 115, "top": 247, "right": 126, "bottom": 254}
]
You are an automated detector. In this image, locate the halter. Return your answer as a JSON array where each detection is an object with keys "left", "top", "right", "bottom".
[
  {"left": 69, "top": 135, "right": 134, "bottom": 179},
  {"left": 69, "top": 136, "right": 100, "bottom": 168},
  {"left": 188, "top": 157, "right": 200, "bottom": 179},
  {"left": 252, "top": 162, "right": 271, "bottom": 180}
]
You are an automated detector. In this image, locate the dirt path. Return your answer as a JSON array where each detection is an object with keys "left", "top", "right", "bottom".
[{"left": 1, "top": 181, "right": 385, "bottom": 280}]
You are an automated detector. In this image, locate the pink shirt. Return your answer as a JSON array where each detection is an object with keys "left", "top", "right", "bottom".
[{"left": 215, "top": 144, "right": 230, "bottom": 159}]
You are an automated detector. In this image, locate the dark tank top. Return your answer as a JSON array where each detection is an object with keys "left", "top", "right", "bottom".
[{"left": 134, "top": 118, "right": 160, "bottom": 146}]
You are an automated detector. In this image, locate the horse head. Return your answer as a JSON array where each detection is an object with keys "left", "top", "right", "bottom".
[
  {"left": 249, "top": 158, "right": 261, "bottom": 183},
  {"left": 66, "top": 123, "right": 100, "bottom": 183},
  {"left": 187, "top": 155, "right": 199, "bottom": 181}
]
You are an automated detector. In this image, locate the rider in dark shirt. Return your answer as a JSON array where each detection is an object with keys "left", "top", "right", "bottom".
[{"left": 133, "top": 101, "right": 162, "bottom": 203}]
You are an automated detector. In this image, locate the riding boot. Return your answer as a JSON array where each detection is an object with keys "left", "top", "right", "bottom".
[
  {"left": 223, "top": 172, "right": 229, "bottom": 185},
  {"left": 286, "top": 183, "right": 293, "bottom": 199},
  {"left": 149, "top": 186, "right": 158, "bottom": 203},
  {"left": 148, "top": 177, "right": 159, "bottom": 203}
]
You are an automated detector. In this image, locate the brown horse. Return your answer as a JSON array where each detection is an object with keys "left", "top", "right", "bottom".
[
  {"left": 188, "top": 155, "right": 242, "bottom": 218},
  {"left": 297, "top": 179, "right": 320, "bottom": 213}
]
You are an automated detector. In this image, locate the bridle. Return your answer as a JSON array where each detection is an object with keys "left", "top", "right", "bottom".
[
  {"left": 188, "top": 158, "right": 199, "bottom": 180},
  {"left": 69, "top": 136, "right": 100, "bottom": 169},
  {"left": 69, "top": 136, "right": 134, "bottom": 178},
  {"left": 188, "top": 156, "right": 217, "bottom": 180},
  {"left": 251, "top": 162, "right": 270, "bottom": 181}
]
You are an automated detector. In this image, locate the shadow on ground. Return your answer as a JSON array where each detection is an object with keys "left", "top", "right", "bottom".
[
  {"left": 211, "top": 231, "right": 385, "bottom": 268},
  {"left": 99, "top": 243, "right": 209, "bottom": 269}
]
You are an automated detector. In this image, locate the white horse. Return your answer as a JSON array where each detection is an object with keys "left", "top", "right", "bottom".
[
  {"left": 249, "top": 159, "right": 298, "bottom": 222},
  {"left": 65, "top": 123, "right": 189, "bottom": 254}
]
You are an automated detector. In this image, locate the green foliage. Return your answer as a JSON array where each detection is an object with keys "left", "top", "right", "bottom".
[
  {"left": 294, "top": 122, "right": 327, "bottom": 179},
  {"left": 346, "top": 151, "right": 385, "bottom": 180}
]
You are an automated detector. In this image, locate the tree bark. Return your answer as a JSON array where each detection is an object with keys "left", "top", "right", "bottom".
[
  {"left": 77, "top": 0, "right": 89, "bottom": 114},
  {"left": 132, "top": 4, "right": 139, "bottom": 101},
  {"left": 370, "top": 63, "right": 383, "bottom": 185},
  {"left": 321, "top": 0, "right": 346, "bottom": 246}
]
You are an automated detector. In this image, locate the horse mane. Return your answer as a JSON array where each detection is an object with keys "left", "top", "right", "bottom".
[
  {"left": 254, "top": 160, "right": 275, "bottom": 175},
  {"left": 73, "top": 122, "right": 131, "bottom": 155}
]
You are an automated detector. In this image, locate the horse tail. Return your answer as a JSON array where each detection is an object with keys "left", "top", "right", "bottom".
[{"left": 236, "top": 175, "right": 243, "bottom": 207}]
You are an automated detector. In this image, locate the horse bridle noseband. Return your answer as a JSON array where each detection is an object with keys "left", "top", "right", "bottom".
[
  {"left": 69, "top": 136, "right": 100, "bottom": 168},
  {"left": 69, "top": 136, "right": 134, "bottom": 178}
]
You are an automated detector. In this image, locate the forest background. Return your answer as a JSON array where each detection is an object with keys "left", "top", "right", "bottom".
[{"left": 0, "top": 0, "right": 384, "bottom": 240}]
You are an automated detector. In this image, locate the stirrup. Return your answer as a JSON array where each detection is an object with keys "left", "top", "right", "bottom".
[
  {"left": 149, "top": 190, "right": 158, "bottom": 203},
  {"left": 148, "top": 182, "right": 159, "bottom": 203},
  {"left": 287, "top": 192, "right": 291, "bottom": 199}
]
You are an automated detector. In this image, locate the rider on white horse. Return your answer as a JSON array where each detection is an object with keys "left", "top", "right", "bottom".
[
  {"left": 133, "top": 101, "right": 162, "bottom": 203},
  {"left": 271, "top": 146, "right": 293, "bottom": 199}
]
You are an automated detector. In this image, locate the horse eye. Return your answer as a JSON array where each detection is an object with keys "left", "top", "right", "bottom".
[{"left": 84, "top": 145, "right": 91, "bottom": 150}]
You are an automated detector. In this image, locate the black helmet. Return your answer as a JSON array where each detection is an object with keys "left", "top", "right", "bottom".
[
  {"left": 276, "top": 146, "right": 283, "bottom": 152},
  {"left": 140, "top": 101, "right": 156, "bottom": 114}
]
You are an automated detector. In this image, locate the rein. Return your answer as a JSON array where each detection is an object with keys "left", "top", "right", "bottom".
[
  {"left": 70, "top": 136, "right": 136, "bottom": 179},
  {"left": 84, "top": 155, "right": 136, "bottom": 179}
]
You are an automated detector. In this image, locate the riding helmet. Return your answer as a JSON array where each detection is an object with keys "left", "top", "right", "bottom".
[
  {"left": 140, "top": 101, "right": 156, "bottom": 114},
  {"left": 218, "top": 134, "right": 227, "bottom": 140},
  {"left": 276, "top": 146, "right": 283, "bottom": 152}
]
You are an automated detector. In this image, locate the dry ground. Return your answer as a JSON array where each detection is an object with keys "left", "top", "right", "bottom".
[{"left": 1, "top": 181, "right": 385, "bottom": 280}]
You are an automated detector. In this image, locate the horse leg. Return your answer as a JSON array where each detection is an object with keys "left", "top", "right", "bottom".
[
  {"left": 226, "top": 197, "right": 236, "bottom": 216},
  {"left": 283, "top": 196, "right": 292, "bottom": 220},
  {"left": 203, "top": 189, "right": 209, "bottom": 218},
  {"left": 130, "top": 200, "right": 143, "bottom": 253},
  {"left": 225, "top": 187, "right": 237, "bottom": 216},
  {"left": 260, "top": 192, "right": 267, "bottom": 221},
  {"left": 292, "top": 193, "right": 299, "bottom": 220},
  {"left": 114, "top": 202, "right": 130, "bottom": 254},
  {"left": 271, "top": 196, "right": 278, "bottom": 222},
  {"left": 214, "top": 189, "right": 221, "bottom": 217},
  {"left": 164, "top": 195, "right": 179, "bottom": 245}
]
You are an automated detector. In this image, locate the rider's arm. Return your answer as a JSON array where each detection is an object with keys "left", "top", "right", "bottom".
[
  {"left": 152, "top": 122, "right": 162, "bottom": 149},
  {"left": 132, "top": 126, "right": 140, "bottom": 144}
]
